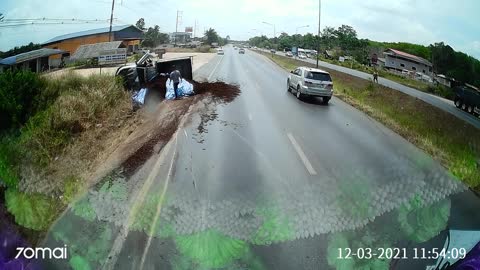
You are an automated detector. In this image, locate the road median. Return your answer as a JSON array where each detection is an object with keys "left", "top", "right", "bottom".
[{"left": 254, "top": 50, "right": 480, "bottom": 191}]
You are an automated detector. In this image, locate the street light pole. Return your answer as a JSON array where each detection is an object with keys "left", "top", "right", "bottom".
[
  {"left": 295, "top": 25, "right": 309, "bottom": 58},
  {"left": 262, "top": 21, "right": 276, "bottom": 49},
  {"left": 316, "top": 0, "right": 321, "bottom": 68}
]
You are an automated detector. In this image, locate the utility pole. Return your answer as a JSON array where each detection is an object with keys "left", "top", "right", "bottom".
[
  {"left": 174, "top": 10, "right": 179, "bottom": 47},
  {"left": 108, "top": 0, "right": 115, "bottom": 41},
  {"left": 316, "top": 0, "right": 321, "bottom": 68},
  {"left": 194, "top": 19, "right": 197, "bottom": 38}
]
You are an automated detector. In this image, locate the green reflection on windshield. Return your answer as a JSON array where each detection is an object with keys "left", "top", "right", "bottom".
[
  {"left": 253, "top": 205, "right": 294, "bottom": 245},
  {"left": 174, "top": 229, "right": 250, "bottom": 269},
  {"left": 337, "top": 174, "right": 372, "bottom": 220},
  {"left": 398, "top": 195, "right": 450, "bottom": 243}
]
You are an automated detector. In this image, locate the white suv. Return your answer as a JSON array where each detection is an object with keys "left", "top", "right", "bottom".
[{"left": 287, "top": 67, "right": 333, "bottom": 104}]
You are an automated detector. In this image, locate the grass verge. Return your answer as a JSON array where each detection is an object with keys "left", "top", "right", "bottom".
[
  {"left": 256, "top": 50, "right": 480, "bottom": 190},
  {"left": 0, "top": 71, "right": 136, "bottom": 236},
  {"left": 316, "top": 57, "right": 453, "bottom": 100}
]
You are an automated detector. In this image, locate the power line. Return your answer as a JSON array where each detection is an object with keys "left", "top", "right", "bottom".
[
  {"left": 0, "top": 19, "right": 117, "bottom": 28},
  {"left": 2, "top": 18, "right": 112, "bottom": 23}
]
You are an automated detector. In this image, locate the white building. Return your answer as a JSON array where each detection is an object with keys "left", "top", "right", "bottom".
[
  {"left": 169, "top": 32, "right": 192, "bottom": 44},
  {"left": 384, "top": 48, "right": 433, "bottom": 76}
]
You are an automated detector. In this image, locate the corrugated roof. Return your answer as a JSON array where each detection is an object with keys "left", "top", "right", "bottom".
[
  {"left": 71, "top": 41, "right": 124, "bottom": 60},
  {"left": 385, "top": 48, "right": 432, "bottom": 66},
  {"left": 0, "top": 48, "right": 65, "bottom": 65},
  {"left": 42, "top": 25, "right": 134, "bottom": 45}
]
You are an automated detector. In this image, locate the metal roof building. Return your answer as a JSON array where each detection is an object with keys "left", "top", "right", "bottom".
[
  {"left": 0, "top": 48, "right": 66, "bottom": 73},
  {"left": 42, "top": 25, "right": 139, "bottom": 45},
  {"left": 384, "top": 48, "right": 433, "bottom": 76},
  {"left": 71, "top": 41, "right": 124, "bottom": 60},
  {"left": 42, "top": 25, "right": 143, "bottom": 66}
]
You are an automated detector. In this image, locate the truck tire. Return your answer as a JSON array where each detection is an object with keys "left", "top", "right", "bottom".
[
  {"left": 467, "top": 105, "right": 474, "bottom": 114},
  {"left": 454, "top": 98, "right": 462, "bottom": 108},
  {"left": 461, "top": 103, "right": 467, "bottom": 111},
  {"left": 287, "top": 80, "right": 291, "bottom": 92}
]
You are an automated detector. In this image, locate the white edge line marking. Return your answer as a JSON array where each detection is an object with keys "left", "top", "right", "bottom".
[
  {"left": 139, "top": 134, "right": 178, "bottom": 270},
  {"left": 207, "top": 55, "right": 223, "bottom": 81},
  {"left": 287, "top": 133, "right": 317, "bottom": 175},
  {"left": 184, "top": 129, "right": 188, "bottom": 138}
]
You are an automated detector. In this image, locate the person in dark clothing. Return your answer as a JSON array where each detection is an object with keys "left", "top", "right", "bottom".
[
  {"left": 373, "top": 70, "right": 379, "bottom": 83},
  {"left": 170, "top": 65, "right": 182, "bottom": 99}
]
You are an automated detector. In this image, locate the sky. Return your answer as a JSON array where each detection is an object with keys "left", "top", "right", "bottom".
[{"left": 1, "top": 0, "right": 479, "bottom": 59}]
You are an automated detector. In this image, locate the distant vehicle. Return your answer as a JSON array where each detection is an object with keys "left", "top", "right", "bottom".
[
  {"left": 217, "top": 49, "right": 224, "bottom": 55},
  {"left": 287, "top": 66, "right": 333, "bottom": 104},
  {"left": 298, "top": 54, "right": 307, "bottom": 59},
  {"left": 270, "top": 49, "right": 276, "bottom": 54},
  {"left": 234, "top": 47, "right": 238, "bottom": 50},
  {"left": 286, "top": 51, "right": 293, "bottom": 57},
  {"left": 454, "top": 85, "right": 480, "bottom": 116},
  {"left": 239, "top": 48, "right": 245, "bottom": 54},
  {"left": 401, "top": 69, "right": 411, "bottom": 75}
]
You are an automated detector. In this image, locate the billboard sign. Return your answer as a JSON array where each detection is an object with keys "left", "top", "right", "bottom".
[
  {"left": 98, "top": 48, "right": 127, "bottom": 65},
  {"left": 185, "top": 27, "right": 193, "bottom": 33}
]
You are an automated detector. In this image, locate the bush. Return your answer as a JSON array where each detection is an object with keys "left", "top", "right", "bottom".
[
  {"left": 195, "top": 45, "right": 212, "bottom": 53},
  {"left": 0, "top": 135, "right": 20, "bottom": 188},
  {"left": 5, "top": 188, "right": 58, "bottom": 230},
  {"left": 0, "top": 70, "right": 46, "bottom": 130},
  {"left": 427, "top": 85, "right": 454, "bottom": 100}
]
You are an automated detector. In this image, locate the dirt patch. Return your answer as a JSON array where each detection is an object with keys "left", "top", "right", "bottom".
[{"left": 193, "top": 81, "right": 241, "bottom": 104}]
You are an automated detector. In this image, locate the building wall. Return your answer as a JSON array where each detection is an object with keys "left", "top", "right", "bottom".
[
  {"left": 122, "top": 40, "right": 141, "bottom": 53},
  {"left": 385, "top": 55, "right": 432, "bottom": 76},
  {"left": 44, "top": 33, "right": 111, "bottom": 59}
]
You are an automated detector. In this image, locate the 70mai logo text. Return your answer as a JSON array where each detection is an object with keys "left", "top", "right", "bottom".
[{"left": 15, "top": 245, "right": 68, "bottom": 260}]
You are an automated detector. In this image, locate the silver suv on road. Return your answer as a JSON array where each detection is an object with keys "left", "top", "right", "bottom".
[{"left": 287, "top": 67, "right": 333, "bottom": 104}]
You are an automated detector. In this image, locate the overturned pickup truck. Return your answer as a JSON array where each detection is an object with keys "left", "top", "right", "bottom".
[{"left": 115, "top": 53, "right": 194, "bottom": 102}]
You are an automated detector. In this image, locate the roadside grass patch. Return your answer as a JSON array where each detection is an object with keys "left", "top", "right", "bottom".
[
  {"left": 256, "top": 50, "right": 480, "bottom": 189},
  {"left": 1, "top": 70, "right": 134, "bottom": 234},
  {"left": 317, "top": 56, "right": 452, "bottom": 98}
]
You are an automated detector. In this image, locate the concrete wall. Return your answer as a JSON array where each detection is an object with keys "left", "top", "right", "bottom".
[{"left": 385, "top": 55, "right": 432, "bottom": 76}]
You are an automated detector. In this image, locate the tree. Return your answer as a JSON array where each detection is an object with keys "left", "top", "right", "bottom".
[
  {"left": 278, "top": 32, "right": 293, "bottom": 50},
  {"left": 302, "top": 33, "right": 316, "bottom": 49},
  {"left": 0, "top": 42, "right": 42, "bottom": 59},
  {"left": 142, "top": 25, "right": 169, "bottom": 48},
  {"left": 204, "top": 28, "right": 219, "bottom": 45},
  {"left": 135, "top": 18, "right": 146, "bottom": 31}
]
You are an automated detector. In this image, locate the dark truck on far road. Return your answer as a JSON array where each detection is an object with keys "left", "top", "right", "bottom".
[{"left": 454, "top": 85, "right": 480, "bottom": 116}]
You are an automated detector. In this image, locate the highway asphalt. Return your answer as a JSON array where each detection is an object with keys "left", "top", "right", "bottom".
[
  {"left": 39, "top": 45, "right": 480, "bottom": 270},
  {"left": 262, "top": 49, "right": 480, "bottom": 129}
]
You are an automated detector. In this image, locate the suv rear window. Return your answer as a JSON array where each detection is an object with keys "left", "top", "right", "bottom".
[{"left": 305, "top": 71, "right": 332, "bottom": 81}]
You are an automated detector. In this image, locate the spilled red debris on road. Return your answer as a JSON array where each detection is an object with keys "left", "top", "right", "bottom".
[{"left": 119, "top": 81, "right": 241, "bottom": 178}]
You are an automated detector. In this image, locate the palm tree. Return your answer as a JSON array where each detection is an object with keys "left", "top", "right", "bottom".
[{"left": 204, "top": 28, "right": 219, "bottom": 45}]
